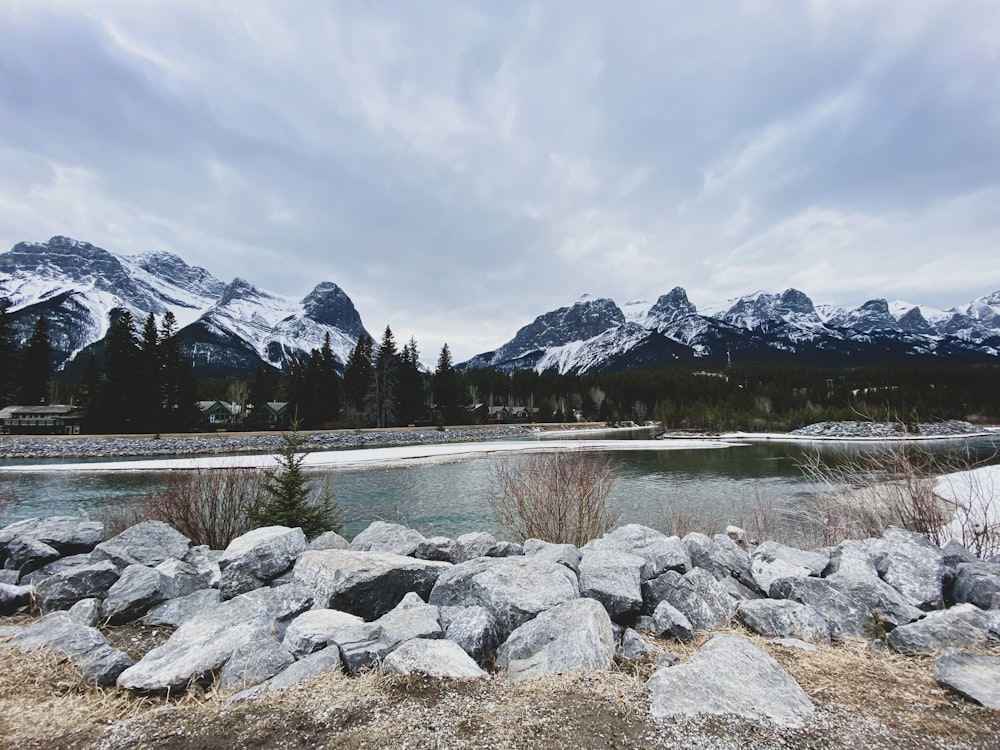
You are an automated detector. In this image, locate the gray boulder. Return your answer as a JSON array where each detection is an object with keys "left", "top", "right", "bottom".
[
  {"left": 497, "top": 598, "right": 615, "bottom": 681},
  {"left": 825, "top": 539, "right": 886, "bottom": 581},
  {"left": 306, "top": 530, "right": 350, "bottom": 551},
  {"left": 3, "top": 534, "right": 61, "bottom": 575},
  {"left": 951, "top": 562, "right": 1000, "bottom": 609},
  {"left": 294, "top": 549, "right": 451, "bottom": 620},
  {"left": 218, "top": 526, "right": 306, "bottom": 598},
  {"left": 9, "top": 611, "right": 133, "bottom": 687},
  {"left": 934, "top": 650, "right": 1000, "bottom": 708},
  {"left": 67, "top": 597, "right": 101, "bottom": 627},
  {"left": 649, "top": 600, "right": 694, "bottom": 642},
  {"left": 117, "top": 584, "right": 313, "bottom": 694},
  {"left": 941, "top": 539, "right": 978, "bottom": 567},
  {"left": 143, "top": 589, "right": 222, "bottom": 628},
  {"left": 0, "top": 570, "right": 16, "bottom": 585},
  {"left": 283, "top": 608, "right": 370, "bottom": 658},
  {"left": 646, "top": 634, "right": 814, "bottom": 728},
  {"left": 429, "top": 556, "right": 580, "bottom": 640},
  {"left": 620, "top": 628, "right": 659, "bottom": 660},
  {"left": 584, "top": 524, "right": 690, "bottom": 580},
  {"left": 99, "top": 564, "right": 172, "bottom": 624},
  {"left": 227, "top": 648, "right": 343, "bottom": 703},
  {"left": 156, "top": 547, "right": 219, "bottom": 597},
  {"left": 414, "top": 536, "right": 458, "bottom": 562},
  {"left": 825, "top": 571, "right": 924, "bottom": 629},
  {"left": 454, "top": 531, "right": 500, "bottom": 562},
  {"left": 440, "top": 605, "right": 501, "bottom": 663},
  {"left": 886, "top": 604, "right": 998, "bottom": 655},
  {"left": 0, "top": 516, "right": 103, "bottom": 560},
  {"left": 375, "top": 591, "right": 443, "bottom": 650},
  {"left": 736, "top": 599, "right": 831, "bottom": 643},
  {"left": 350, "top": 521, "right": 425, "bottom": 557},
  {"left": 880, "top": 527, "right": 945, "bottom": 610},
  {"left": 750, "top": 555, "right": 812, "bottom": 595},
  {"left": 523, "top": 538, "right": 582, "bottom": 574},
  {"left": 34, "top": 560, "right": 121, "bottom": 613},
  {"left": 217, "top": 634, "right": 295, "bottom": 693},
  {"left": 578, "top": 549, "right": 644, "bottom": 619},
  {"left": 91, "top": 521, "right": 189, "bottom": 568},
  {"left": 641, "top": 568, "right": 735, "bottom": 631},
  {"left": 382, "top": 638, "right": 488, "bottom": 678},
  {"left": 683, "top": 532, "right": 755, "bottom": 589},
  {"left": 20, "top": 553, "right": 95, "bottom": 586},
  {"left": 752, "top": 541, "right": 829, "bottom": 576},
  {"left": 0, "top": 582, "right": 32, "bottom": 615}
]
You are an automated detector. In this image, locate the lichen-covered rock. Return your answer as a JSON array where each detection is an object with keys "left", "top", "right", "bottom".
[
  {"left": 497, "top": 598, "right": 615, "bottom": 681},
  {"left": 646, "top": 634, "right": 814, "bottom": 728}
]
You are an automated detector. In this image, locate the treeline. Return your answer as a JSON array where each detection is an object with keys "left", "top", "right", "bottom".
[{"left": 3, "top": 298, "right": 999, "bottom": 434}]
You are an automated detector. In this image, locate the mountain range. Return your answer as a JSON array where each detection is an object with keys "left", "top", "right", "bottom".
[{"left": 2, "top": 236, "right": 998, "bottom": 379}]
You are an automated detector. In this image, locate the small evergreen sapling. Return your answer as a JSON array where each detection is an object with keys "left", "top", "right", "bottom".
[{"left": 250, "top": 423, "right": 341, "bottom": 538}]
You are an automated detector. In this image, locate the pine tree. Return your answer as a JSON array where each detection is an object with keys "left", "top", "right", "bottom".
[
  {"left": 432, "top": 343, "right": 460, "bottom": 424},
  {"left": 313, "top": 332, "right": 341, "bottom": 426},
  {"left": 99, "top": 311, "right": 140, "bottom": 432},
  {"left": 17, "top": 316, "right": 52, "bottom": 405},
  {"left": 397, "top": 337, "right": 424, "bottom": 425},
  {"left": 371, "top": 325, "right": 399, "bottom": 428},
  {"left": 343, "top": 334, "right": 374, "bottom": 426},
  {"left": 135, "top": 312, "right": 162, "bottom": 431}
]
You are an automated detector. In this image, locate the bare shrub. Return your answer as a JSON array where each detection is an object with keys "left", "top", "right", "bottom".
[
  {"left": 103, "top": 465, "right": 268, "bottom": 548},
  {"left": 486, "top": 450, "right": 619, "bottom": 546},
  {"left": 794, "top": 444, "right": 1000, "bottom": 553}
]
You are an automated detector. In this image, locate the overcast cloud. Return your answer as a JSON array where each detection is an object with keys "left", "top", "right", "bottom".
[{"left": 1, "top": 1, "right": 998, "bottom": 362}]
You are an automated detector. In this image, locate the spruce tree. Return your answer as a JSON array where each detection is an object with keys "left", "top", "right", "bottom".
[
  {"left": 17, "top": 316, "right": 52, "bottom": 405},
  {"left": 397, "top": 337, "right": 424, "bottom": 425},
  {"left": 371, "top": 325, "right": 399, "bottom": 428},
  {"left": 432, "top": 343, "right": 460, "bottom": 424},
  {"left": 99, "top": 311, "right": 140, "bottom": 432},
  {"left": 342, "top": 334, "right": 374, "bottom": 425}
]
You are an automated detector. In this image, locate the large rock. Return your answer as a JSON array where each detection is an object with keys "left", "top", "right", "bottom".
[
  {"left": 683, "top": 532, "right": 755, "bottom": 589},
  {"left": 736, "top": 599, "right": 831, "bottom": 643},
  {"left": 641, "top": 568, "right": 735, "bottom": 631},
  {"left": 217, "top": 635, "right": 295, "bottom": 693},
  {"left": 951, "top": 562, "right": 1000, "bottom": 609},
  {"left": 9, "top": 611, "right": 133, "bottom": 687},
  {"left": 117, "top": 585, "right": 313, "bottom": 694},
  {"left": 751, "top": 541, "right": 829, "bottom": 576},
  {"left": 497, "top": 598, "right": 615, "bottom": 681},
  {"left": 414, "top": 536, "right": 458, "bottom": 563},
  {"left": 825, "top": 571, "right": 924, "bottom": 629},
  {"left": 440, "top": 605, "right": 501, "bottom": 663},
  {"left": 350, "top": 521, "right": 425, "bottom": 557},
  {"left": 3, "top": 535, "right": 61, "bottom": 575},
  {"left": 375, "top": 592, "right": 443, "bottom": 650},
  {"left": 92, "top": 521, "right": 190, "bottom": 568},
  {"left": 218, "top": 526, "right": 306, "bottom": 598},
  {"left": 294, "top": 549, "right": 451, "bottom": 620},
  {"left": 577, "top": 549, "right": 644, "bottom": 619},
  {"left": 382, "top": 638, "right": 488, "bottom": 678},
  {"left": 0, "top": 517, "right": 103, "bottom": 561},
  {"left": 143, "top": 589, "right": 222, "bottom": 628},
  {"left": 454, "top": 531, "right": 501, "bottom": 562},
  {"left": 886, "top": 604, "right": 998, "bottom": 655},
  {"left": 99, "top": 564, "right": 172, "bottom": 624},
  {"left": 20, "top": 553, "right": 95, "bottom": 586},
  {"left": 522, "top": 538, "right": 582, "bottom": 574},
  {"left": 227, "top": 648, "right": 343, "bottom": 703},
  {"left": 306, "top": 530, "right": 350, "bottom": 551},
  {"left": 649, "top": 600, "right": 694, "bottom": 642},
  {"left": 825, "top": 539, "right": 886, "bottom": 581},
  {"left": 0, "top": 583, "right": 33, "bottom": 615},
  {"left": 646, "top": 634, "right": 814, "bottom": 728},
  {"left": 750, "top": 555, "right": 812, "bottom": 596},
  {"left": 880, "top": 527, "right": 945, "bottom": 610},
  {"left": 156, "top": 546, "right": 219, "bottom": 597},
  {"left": 584, "top": 525, "right": 689, "bottom": 580},
  {"left": 283, "top": 608, "right": 370, "bottom": 658},
  {"left": 934, "top": 650, "right": 1000, "bottom": 708},
  {"left": 34, "top": 560, "right": 121, "bottom": 613},
  {"left": 429, "top": 557, "right": 580, "bottom": 640}
]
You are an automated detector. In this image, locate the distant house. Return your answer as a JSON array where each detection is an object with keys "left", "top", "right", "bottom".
[
  {"left": 487, "top": 406, "right": 510, "bottom": 423},
  {"left": 263, "top": 401, "right": 290, "bottom": 429},
  {"left": 0, "top": 405, "right": 82, "bottom": 435},
  {"left": 197, "top": 401, "right": 241, "bottom": 429}
]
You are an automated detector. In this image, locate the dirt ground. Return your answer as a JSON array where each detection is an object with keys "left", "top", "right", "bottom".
[{"left": 1, "top": 621, "right": 999, "bottom": 750}]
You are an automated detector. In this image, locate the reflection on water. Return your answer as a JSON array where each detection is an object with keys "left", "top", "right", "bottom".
[{"left": 2, "top": 436, "right": 998, "bottom": 543}]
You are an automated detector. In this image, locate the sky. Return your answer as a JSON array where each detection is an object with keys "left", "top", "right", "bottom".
[{"left": 1, "top": 1, "right": 998, "bottom": 363}]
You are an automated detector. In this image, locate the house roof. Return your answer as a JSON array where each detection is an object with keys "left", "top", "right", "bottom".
[{"left": 0, "top": 404, "right": 80, "bottom": 418}]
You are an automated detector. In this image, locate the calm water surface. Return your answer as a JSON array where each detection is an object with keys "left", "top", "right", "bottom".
[{"left": 2, "top": 436, "right": 998, "bottom": 541}]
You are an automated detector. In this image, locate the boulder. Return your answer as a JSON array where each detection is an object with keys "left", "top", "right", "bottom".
[
  {"left": 99, "top": 564, "right": 172, "bottom": 624},
  {"left": 283, "top": 608, "right": 369, "bottom": 658},
  {"left": 67, "top": 597, "right": 101, "bottom": 627},
  {"left": 227, "top": 648, "right": 343, "bottom": 703},
  {"left": 951, "top": 562, "right": 1000, "bottom": 609},
  {"left": 880, "top": 527, "right": 945, "bottom": 610},
  {"left": 20, "top": 553, "right": 95, "bottom": 586},
  {"left": 584, "top": 525, "right": 690, "bottom": 580},
  {"left": 117, "top": 584, "right": 313, "bottom": 694},
  {"left": 751, "top": 541, "right": 829, "bottom": 576},
  {"left": 143, "top": 589, "right": 223, "bottom": 628},
  {"left": 736, "top": 599, "right": 831, "bottom": 643},
  {"left": 577, "top": 549, "right": 644, "bottom": 619},
  {"left": 350, "top": 521, "right": 425, "bottom": 557},
  {"left": 940, "top": 539, "right": 978, "bottom": 568},
  {"left": 523, "top": 538, "right": 582, "bottom": 574},
  {"left": 9, "top": 611, "right": 133, "bottom": 687},
  {"left": 34, "top": 560, "right": 121, "bottom": 613},
  {"left": 497, "top": 598, "right": 615, "bottom": 681},
  {"left": 682, "top": 532, "right": 755, "bottom": 589},
  {"left": 440, "top": 605, "right": 501, "bottom": 663},
  {"left": 0, "top": 570, "right": 16, "bottom": 585},
  {"left": 0, "top": 582, "right": 32, "bottom": 615},
  {"left": 375, "top": 591, "right": 443, "bottom": 650},
  {"left": 649, "top": 600, "right": 694, "bottom": 642},
  {"left": 91, "top": 521, "right": 189, "bottom": 568},
  {"left": 218, "top": 526, "right": 306, "bottom": 598},
  {"left": 217, "top": 634, "right": 295, "bottom": 693},
  {"left": 0, "top": 516, "right": 103, "bottom": 561},
  {"left": 156, "top": 550, "right": 219, "bottom": 598},
  {"left": 934, "top": 650, "right": 1000, "bottom": 708},
  {"left": 825, "top": 539, "right": 887, "bottom": 581},
  {"left": 750, "top": 555, "right": 812, "bottom": 596},
  {"left": 294, "top": 549, "right": 451, "bottom": 620},
  {"left": 886, "top": 604, "right": 997, "bottom": 655},
  {"left": 454, "top": 531, "right": 500, "bottom": 562},
  {"left": 646, "top": 634, "right": 814, "bottom": 728},
  {"left": 414, "top": 536, "right": 458, "bottom": 563},
  {"left": 620, "top": 628, "right": 659, "bottom": 660},
  {"left": 3, "top": 535, "right": 61, "bottom": 575},
  {"left": 306, "top": 530, "right": 350, "bottom": 551},
  {"left": 429, "top": 556, "right": 580, "bottom": 640},
  {"left": 825, "top": 571, "right": 924, "bottom": 630},
  {"left": 382, "top": 638, "right": 488, "bottom": 678},
  {"left": 641, "top": 568, "right": 735, "bottom": 631},
  {"left": 489, "top": 541, "right": 524, "bottom": 558}
]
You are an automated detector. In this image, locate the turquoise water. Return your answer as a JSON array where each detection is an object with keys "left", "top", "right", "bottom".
[{"left": 2, "top": 437, "right": 998, "bottom": 542}]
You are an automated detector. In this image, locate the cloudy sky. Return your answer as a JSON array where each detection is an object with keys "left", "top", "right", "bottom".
[{"left": 1, "top": 1, "right": 998, "bottom": 362}]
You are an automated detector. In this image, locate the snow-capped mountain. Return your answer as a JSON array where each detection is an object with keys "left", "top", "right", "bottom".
[
  {"left": 460, "top": 288, "right": 1000, "bottom": 374},
  {"left": 0, "top": 236, "right": 369, "bottom": 377}
]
